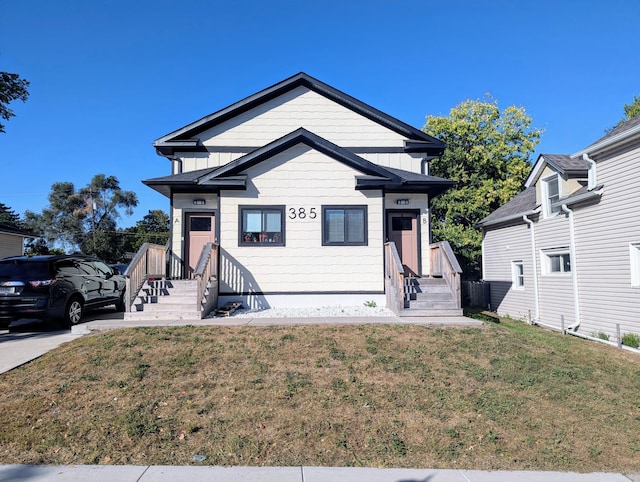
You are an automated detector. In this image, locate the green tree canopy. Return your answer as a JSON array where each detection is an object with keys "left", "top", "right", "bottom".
[
  {"left": 0, "top": 202, "right": 23, "bottom": 229},
  {"left": 623, "top": 94, "right": 640, "bottom": 122},
  {"left": 121, "top": 209, "right": 170, "bottom": 255},
  {"left": 0, "top": 71, "right": 30, "bottom": 133},
  {"left": 423, "top": 97, "right": 542, "bottom": 279},
  {"left": 24, "top": 174, "right": 138, "bottom": 262}
]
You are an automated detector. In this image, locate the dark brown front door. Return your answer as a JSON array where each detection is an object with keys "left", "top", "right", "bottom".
[
  {"left": 387, "top": 211, "right": 419, "bottom": 276},
  {"left": 185, "top": 213, "right": 215, "bottom": 278}
]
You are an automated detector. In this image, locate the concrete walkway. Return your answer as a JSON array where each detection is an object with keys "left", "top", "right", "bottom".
[
  {"left": 1, "top": 314, "right": 638, "bottom": 482},
  {"left": 0, "top": 464, "right": 636, "bottom": 482}
]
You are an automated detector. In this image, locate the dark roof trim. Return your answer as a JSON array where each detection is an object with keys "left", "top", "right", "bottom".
[
  {"left": 0, "top": 224, "right": 35, "bottom": 238},
  {"left": 205, "top": 127, "right": 405, "bottom": 182},
  {"left": 143, "top": 172, "right": 247, "bottom": 197},
  {"left": 154, "top": 72, "right": 446, "bottom": 152}
]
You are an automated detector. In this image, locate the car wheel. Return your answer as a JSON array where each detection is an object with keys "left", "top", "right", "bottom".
[
  {"left": 115, "top": 292, "right": 125, "bottom": 312},
  {"left": 64, "top": 297, "right": 83, "bottom": 325}
]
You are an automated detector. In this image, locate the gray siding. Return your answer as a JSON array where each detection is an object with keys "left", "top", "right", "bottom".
[
  {"left": 482, "top": 223, "right": 534, "bottom": 321},
  {"left": 573, "top": 143, "right": 640, "bottom": 339},
  {"left": 0, "top": 233, "right": 23, "bottom": 259}
]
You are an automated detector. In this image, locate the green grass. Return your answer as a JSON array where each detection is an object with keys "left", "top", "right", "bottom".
[{"left": 0, "top": 316, "right": 639, "bottom": 471}]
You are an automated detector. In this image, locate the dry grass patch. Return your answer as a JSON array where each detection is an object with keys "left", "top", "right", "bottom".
[{"left": 0, "top": 317, "right": 639, "bottom": 471}]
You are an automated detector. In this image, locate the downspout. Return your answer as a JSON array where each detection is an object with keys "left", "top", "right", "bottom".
[
  {"left": 420, "top": 155, "right": 438, "bottom": 175},
  {"left": 561, "top": 203, "right": 580, "bottom": 331},
  {"left": 522, "top": 214, "right": 540, "bottom": 324},
  {"left": 583, "top": 153, "right": 597, "bottom": 190}
]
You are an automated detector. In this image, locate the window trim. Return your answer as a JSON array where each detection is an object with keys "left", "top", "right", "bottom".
[
  {"left": 542, "top": 248, "right": 571, "bottom": 275},
  {"left": 238, "top": 205, "right": 285, "bottom": 247},
  {"left": 321, "top": 205, "right": 368, "bottom": 246},
  {"left": 511, "top": 260, "right": 525, "bottom": 290},
  {"left": 631, "top": 243, "right": 640, "bottom": 287},
  {"left": 542, "top": 174, "right": 561, "bottom": 218}
]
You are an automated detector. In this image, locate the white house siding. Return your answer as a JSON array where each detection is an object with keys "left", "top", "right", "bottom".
[
  {"left": 217, "top": 144, "right": 384, "bottom": 306},
  {"left": 0, "top": 233, "right": 24, "bottom": 259},
  {"left": 196, "top": 86, "right": 418, "bottom": 150},
  {"left": 572, "top": 144, "right": 640, "bottom": 340},
  {"left": 482, "top": 223, "right": 534, "bottom": 321}
]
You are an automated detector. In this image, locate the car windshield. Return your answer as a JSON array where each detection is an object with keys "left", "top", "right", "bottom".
[{"left": 0, "top": 260, "right": 51, "bottom": 279}]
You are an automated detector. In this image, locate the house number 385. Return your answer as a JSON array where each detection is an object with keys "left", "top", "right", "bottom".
[{"left": 288, "top": 207, "right": 317, "bottom": 219}]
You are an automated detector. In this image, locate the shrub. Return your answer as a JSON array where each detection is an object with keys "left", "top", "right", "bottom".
[{"left": 621, "top": 333, "right": 640, "bottom": 349}]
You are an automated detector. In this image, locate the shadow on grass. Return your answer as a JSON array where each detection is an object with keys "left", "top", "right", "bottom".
[{"left": 464, "top": 307, "right": 500, "bottom": 324}]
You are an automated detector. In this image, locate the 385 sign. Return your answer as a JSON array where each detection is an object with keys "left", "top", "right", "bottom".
[{"left": 288, "top": 207, "right": 317, "bottom": 220}]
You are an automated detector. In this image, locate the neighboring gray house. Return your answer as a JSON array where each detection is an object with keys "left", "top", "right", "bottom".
[
  {"left": 479, "top": 115, "right": 640, "bottom": 343},
  {"left": 0, "top": 224, "right": 32, "bottom": 259}
]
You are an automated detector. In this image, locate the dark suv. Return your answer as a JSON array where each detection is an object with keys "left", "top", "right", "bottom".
[{"left": 0, "top": 255, "right": 126, "bottom": 328}]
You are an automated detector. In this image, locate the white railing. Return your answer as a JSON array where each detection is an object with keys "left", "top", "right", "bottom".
[
  {"left": 124, "top": 243, "right": 166, "bottom": 311},
  {"left": 430, "top": 241, "right": 462, "bottom": 309}
]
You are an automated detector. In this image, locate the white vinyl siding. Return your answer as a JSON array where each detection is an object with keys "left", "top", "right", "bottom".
[{"left": 218, "top": 144, "right": 383, "bottom": 297}]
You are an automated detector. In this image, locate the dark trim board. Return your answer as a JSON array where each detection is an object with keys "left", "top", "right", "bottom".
[{"left": 154, "top": 72, "right": 446, "bottom": 155}]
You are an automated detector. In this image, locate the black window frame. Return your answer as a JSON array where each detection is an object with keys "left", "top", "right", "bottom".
[
  {"left": 239, "top": 205, "right": 286, "bottom": 247},
  {"left": 321, "top": 205, "right": 368, "bottom": 246}
]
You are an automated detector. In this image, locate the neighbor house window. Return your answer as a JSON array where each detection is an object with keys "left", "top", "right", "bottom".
[
  {"left": 322, "top": 205, "right": 367, "bottom": 246},
  {"left": 512, "top": 260, "right": 525, "bottom": 289},
  {"left": 542, "top": 174, "right": 561, "bottom": 217},
  {"left": 542, "top": 248, "right": 571, "bottom": 274},
  {"left": 239, "top": 206, "right": 285, "bottom": 246},
  {"left": 631, "top": 243, "right": 640, "bottom": 287}
]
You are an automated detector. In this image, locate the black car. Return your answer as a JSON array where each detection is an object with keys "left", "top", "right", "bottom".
[{"left": 0, "top": 255, "right": 126, "bottom": 328}]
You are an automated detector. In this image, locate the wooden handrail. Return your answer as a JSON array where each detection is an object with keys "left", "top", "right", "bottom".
[
  {"left": 384, "top": 242, "right": 405, "bottom": 315},
  {"left": 430, "top": 240, "right": 462, "bottom": 309},
  {"left": 194, "top": 242, "right": 218, "bottom": 314},
  {"left": 124, "top": 242, "right": 166, "bottom": 312}
]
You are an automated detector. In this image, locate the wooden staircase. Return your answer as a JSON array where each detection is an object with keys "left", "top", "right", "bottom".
[
  {"left": 124, "top": 279, "right": 205, "bottom": 321},
  {"left": 399, "top": 277, "right": 463, "bottom": 317}
]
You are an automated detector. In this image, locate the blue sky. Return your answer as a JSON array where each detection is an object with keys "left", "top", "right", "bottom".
[{"left": 1, "top": 0, "right": 639, "bottom": 226}]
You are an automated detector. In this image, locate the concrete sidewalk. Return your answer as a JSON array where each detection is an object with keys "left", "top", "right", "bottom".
[{"left": 0, "top": 464, "right": 637, "bottom": 482}]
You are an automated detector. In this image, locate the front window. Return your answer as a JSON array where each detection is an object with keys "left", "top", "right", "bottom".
[
  {"left": 543, "top": 249, "right": 571, "bottom": 274},
  {"left": 240, "top": 206, "right": 285, "bottom": 246},
  {"left": 543, "top": 174, "right": 561, "bottom": 217},
  {"left": 631, "top": 243, "right": 640, "bottom": 287},
  {"left": 322, "top": 206, "right": 367, "bottom": 246}
]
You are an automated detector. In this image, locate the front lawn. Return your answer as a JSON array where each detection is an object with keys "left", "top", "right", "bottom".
[{"left": 0, "top": 315, "right": 638, "bottom": 472}]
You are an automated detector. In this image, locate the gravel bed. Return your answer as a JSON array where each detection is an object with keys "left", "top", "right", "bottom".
[{"left": 213, "top": 305, "right": 395, "bottom": 318}]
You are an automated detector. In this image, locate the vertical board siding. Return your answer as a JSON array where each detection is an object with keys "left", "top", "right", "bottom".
[
  {"left": 482, "top": 224, "right": 533, "bottom": 321},
  {"left": 218, "top": 145, "right": 384, "bottom": 294}
]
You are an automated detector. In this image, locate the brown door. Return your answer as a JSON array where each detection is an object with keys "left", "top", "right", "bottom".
[
  {"left": 387, "top": 211, "right": 419, "bottom": 276},
  {"left": 185, "top": 213, "right": 216, "bottom": 278}
]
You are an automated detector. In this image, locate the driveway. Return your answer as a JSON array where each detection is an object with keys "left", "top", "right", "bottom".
[{"left": 0, "top": 307, "right": 122, "bottom": 374}]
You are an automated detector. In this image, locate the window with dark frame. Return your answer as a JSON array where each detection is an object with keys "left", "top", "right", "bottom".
[
  {"left": 322, "top": 205, "right": 367, "bottom": 246},
  {"left": 239, "top": 206, "right": 285, "bottom": 246}
]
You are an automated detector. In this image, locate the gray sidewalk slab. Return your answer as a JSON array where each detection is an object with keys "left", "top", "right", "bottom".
[
  {"left": 0, "top": 465, "right": 635, "bottom": 482},
  {"left": 0, "top": 329, "right": 81, "bottom": 373}
]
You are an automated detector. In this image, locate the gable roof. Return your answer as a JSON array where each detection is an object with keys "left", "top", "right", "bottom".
[
  {"left": 153, "top": 72, "right": 446, "bottom": 157},
  {"left": 144, "top": 128, "right": 454, "bottom": 197},
  {"left": 572, "top": 113, "right": 640, "bottom": 157},
  {"left": 476, "top": 187, "right": 539, "bottom": 228},
  {"left": 525, "top": 153, "right": 589, "bottom": 188}
]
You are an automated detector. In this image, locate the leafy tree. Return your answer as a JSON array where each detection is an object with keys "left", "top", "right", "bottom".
[
  {"left": 121, "top": 210, "right": 170, "bottom": 254},
  {"left": 423, "top": 97, "right": 542, "bottom": 279},
  {"left": 0, "top": 71, "right": 30, "bottom": 133},
  {"left": 623, "top": 94, "right": 640, "bottom": 122},
  {"left": 0, "top": 202, "right": 23, "bottom": 229},
  {"left": 24, "top": 174, "right": 138, "bottom": 262}
]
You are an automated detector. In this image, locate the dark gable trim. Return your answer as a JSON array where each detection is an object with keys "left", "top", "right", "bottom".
[
  {"left": 205, "top": 128, "right": 404, "bottom": 182},
  {"left": 154, "top": 72, "right": 445, "bottom": 152}
]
